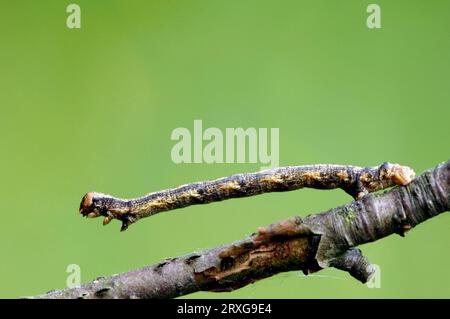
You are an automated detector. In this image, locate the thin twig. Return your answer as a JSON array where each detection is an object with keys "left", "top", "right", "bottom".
[
  {"left": 37, "top": 160, "right": 449, "bottom": 299},
  {"left": 79, "top": 163, "right": 415, "bottom": 231}
]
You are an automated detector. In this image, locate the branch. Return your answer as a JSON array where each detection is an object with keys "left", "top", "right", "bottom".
[
  {"left": 79, "top": 162, "right": 415, "bottom": 231},
  {"left": 37, "top": 160, "right": 449, "bottom": 299}
]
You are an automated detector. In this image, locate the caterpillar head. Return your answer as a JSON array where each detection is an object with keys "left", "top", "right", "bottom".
[{"left": 79, "top": 192, "right": 105, "bottom": 218}]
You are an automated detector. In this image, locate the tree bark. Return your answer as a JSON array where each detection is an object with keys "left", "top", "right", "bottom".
[{"left": 36, "top": 160, "right": 449, "bottom": 299}]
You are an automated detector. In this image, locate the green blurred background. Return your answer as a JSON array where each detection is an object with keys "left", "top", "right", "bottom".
[{"left": 0, "top": 0, "right": 449, "bottom": 298}]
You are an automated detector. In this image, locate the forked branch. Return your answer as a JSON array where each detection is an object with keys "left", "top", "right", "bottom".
[{"left": 37, "top": 160, "right": 449, "bottom": 299}]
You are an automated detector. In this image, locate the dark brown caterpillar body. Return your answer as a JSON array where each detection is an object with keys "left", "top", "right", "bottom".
[{"left": 79, "top": 162, "right": 415, "bottom": 231}]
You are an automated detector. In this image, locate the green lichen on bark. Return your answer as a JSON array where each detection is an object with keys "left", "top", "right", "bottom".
[{"left": 342, "top": 206, "right": 358, "bottom": 224}]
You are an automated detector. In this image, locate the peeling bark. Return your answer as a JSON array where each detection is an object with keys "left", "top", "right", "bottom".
[{"left": 35, "top": 160, "right": 449, "bottom": 299}]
